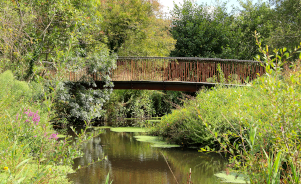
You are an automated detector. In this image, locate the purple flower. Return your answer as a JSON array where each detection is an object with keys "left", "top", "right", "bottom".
[
  {"left": 16, "top": 114, "right": 19, "bottom": 121},
  {"left": 49, "top": 133, "right": 58, "bottom": 140},
  {"left": 28, "top": 111, "right": 34, "bottom": 117},
  {"left": 24, "top": 109, "right": 29, "bottom": 115},
  {"left": 34, "top": 135, "right": 37, "bottom": 137},
  {"left": 32, "top": 111, "right": 40, "bottom": 123},
  {"left": 281, "top": 126, "right": 284, "bottom": 132},
  {"left": 23, "top": 108, "right": 41, "bottom": 124}
]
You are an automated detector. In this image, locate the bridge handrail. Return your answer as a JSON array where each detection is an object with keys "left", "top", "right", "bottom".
[{"left": 117, "top": 56, "right": 262, "bottom": 63}]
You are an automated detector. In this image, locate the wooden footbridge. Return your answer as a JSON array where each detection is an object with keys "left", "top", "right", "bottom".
[{"left": 68, "top": 57, "right": 265, "bottom": 92}]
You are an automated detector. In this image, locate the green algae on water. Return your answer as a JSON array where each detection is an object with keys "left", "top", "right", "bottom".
[
  {"left": 110, "top": 127, "right": 148, "bottom": 133},
  {"left": 93, "top": 126, "right": 112, "bottom": 130},
  {"left": 214, "top": 172, "right": 249, "bottom": 183},
  {"left": 134, "top": 135, "right": 180, "bottom": 148}
]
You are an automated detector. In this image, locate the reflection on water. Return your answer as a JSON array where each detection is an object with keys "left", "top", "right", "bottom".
[{"left": 68, "top": 128, "right": 227, "bottom": 184}]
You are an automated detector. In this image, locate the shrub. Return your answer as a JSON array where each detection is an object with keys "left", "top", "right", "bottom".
[
  {"left": 103, "top": 89, "right": 184, "bottom": 124},
  {"left": 151, "top": 40, "right": 301, "bottom": 183},
  {"left": 0, "top": 70, "right": 85, "bottom": 183}
]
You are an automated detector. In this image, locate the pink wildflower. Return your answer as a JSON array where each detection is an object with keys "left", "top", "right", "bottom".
[{"left": 49, "top": 133, "right": 58, "bottom": 140}]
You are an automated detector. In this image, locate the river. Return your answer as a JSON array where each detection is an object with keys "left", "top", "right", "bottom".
[{"left": 67, "top": 127, "right": 227, "bottom": 184}]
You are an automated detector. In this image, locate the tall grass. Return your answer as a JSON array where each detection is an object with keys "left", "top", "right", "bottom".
[
  {"left": 0, "top": 70, "right": 82, "bottom": 183},
  {"left": 151, "top": 43, "right": 301, "bottom": 182}
]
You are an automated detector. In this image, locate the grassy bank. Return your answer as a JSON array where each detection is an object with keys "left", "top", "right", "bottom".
[
  {"left": 151, "top": 50, "right": 301, "bottom": 182},
  {"left": 150, "top": 85, "right": 259, "bottom": 146},
  {"left": 0, "top": 71, "right": 84, "bottom": 183}
]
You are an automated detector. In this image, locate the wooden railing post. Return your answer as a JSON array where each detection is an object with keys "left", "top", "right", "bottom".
[{"left": 113, "top": 57, "right": 263, "bottom": 84}]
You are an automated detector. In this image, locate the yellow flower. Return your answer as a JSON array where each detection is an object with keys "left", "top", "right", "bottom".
[
  {"left": 3, "top": 167, "right": 8, "bottom": 170},
  {"left": 49, "top": 168, "right": 51, "bottom": 171}
]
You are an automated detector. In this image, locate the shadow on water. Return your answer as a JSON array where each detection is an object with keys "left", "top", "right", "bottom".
[{"left": 67, "top": 128, "right": 227, "bottom": 184}]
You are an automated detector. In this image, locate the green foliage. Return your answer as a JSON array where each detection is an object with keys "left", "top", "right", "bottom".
[
  {"left": 1, "top": 0, "right": 174, "bottom": 125},
  {"left": 53, "top": 49, "right": 117, "bottom": 124},
  {"left": 169, "top": 0, "right": 301, "bottom": 60},
  {"left": 117, "top": 11, "right": 176, "bottom": 56},
  {"left": 99, "top": 0, "right": 155, "bottom": 53},
  {"left": 170, "top": 0, "right": 231, "bottom": 57},
  {"left": 232, "top": 0, "right": 273, "bottom": 60},
  {"left": 0, "top": 70, "right": 86, "bottom": 183},
  {"left": 99, "top": 0, "right": 175, "bottom": 56},
  {"left": 150, "top": 85, "right": 258, "bottom": 146},
  {"left": 103, "top": 90, "right": 184, "bottom": 122},
  {"left": 153, "top": 39, "right": 301, "bottom": 182},
  {"left": 268, "top": 0, "right": 301, "bottom": 51},
  {"left": 0, "top": 0, "right": 110, "bottom": 80}
]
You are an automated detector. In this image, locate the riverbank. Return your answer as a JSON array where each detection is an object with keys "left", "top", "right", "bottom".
[
  {"left": 0, "top": 71, "right": 83, "bottom": 183},
  {"left": 150, "top": 58, "right": 301, "bottom": 182}
]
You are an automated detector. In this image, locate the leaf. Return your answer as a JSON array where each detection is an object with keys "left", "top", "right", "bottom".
[
  {"left": 105, "top": 173, "right": 112, "bottom": 184},
  {"left": 290, "top": 159, "right": 299, "bottom": 184},
  {"left": 272, "top": 151, "right": 281, "bottom": 184},
  {"left": 16, "top": 158, "right": 31, "bottom": 169},
  {"left": 16, "top": 177, "right": 26, "bottom": 184}
]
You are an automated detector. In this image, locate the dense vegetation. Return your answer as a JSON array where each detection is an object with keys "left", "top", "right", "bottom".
[
  {"left": 151, "top": 43, "right": 301, "bottom": 182},
  {"left": 1, "top": 0, "right": 301, "bottom": 183},
  {"left": 0, "top": 0, "right": 174, "bottom": 182},
  {"left": 0, "top": 70, "right": 84, "bottom": 183},
  {"left": 170, "top": 0, "right": 301, "bottom": 59}
]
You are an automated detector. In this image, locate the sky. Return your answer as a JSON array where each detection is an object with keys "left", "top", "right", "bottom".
[{"left": 158, "top": 0, "right": 246, "bottom": 14}]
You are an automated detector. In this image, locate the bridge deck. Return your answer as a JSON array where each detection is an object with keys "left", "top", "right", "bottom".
[{"left": 80, "top": 81, "right": 244, "bottom": 92}]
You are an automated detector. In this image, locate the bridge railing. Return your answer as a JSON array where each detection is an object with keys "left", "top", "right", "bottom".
[
  {"left": 112, "top": 57, "right": 265, "bottom": 83},
  {"left": 67, "top": 57, "right": 265, "bottom": 83}
]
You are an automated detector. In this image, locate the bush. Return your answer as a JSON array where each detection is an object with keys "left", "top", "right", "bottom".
[
  {"left": 150, "top": 85, "right": 264, "bottom": 147},
  {"left": 103, "top": 89, "right": 184, "bottom": 123},
  {"left": 151, "top": 41, "right": 301, "bottom": 183},
  {"left": 0, "top": 70, "right": 84, "bottom": 183}
]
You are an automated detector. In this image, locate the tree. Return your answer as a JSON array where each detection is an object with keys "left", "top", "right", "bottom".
[
  {"left": 0, "top": 0, "right": 117, "bottom": 124},
  {"left": 169, "top": 0, "right": 231, "bottom": 58},
  {"left": 117, "top": 2, "right": 176, "bottom": 56},
  {"left": 267, "top": 0, "right": 301, "bottom": 51},
  {"left": 232, "top": 0, "right": 273, "bottom": 60},
  {"left": 99, "top": 0, "right": 157, "bottom": 53},
  {"left": 0, "top": 0, "right": 85, "bottom": 78}
]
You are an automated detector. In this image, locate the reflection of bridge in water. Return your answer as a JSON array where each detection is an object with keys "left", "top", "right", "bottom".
[{"left": 70, "top": 57, "right": 265, "bottom": 92}]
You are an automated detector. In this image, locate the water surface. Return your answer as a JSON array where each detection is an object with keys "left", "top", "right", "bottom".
[{"left": 68, "top": 128, "right": 227, "bottom": 184}]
